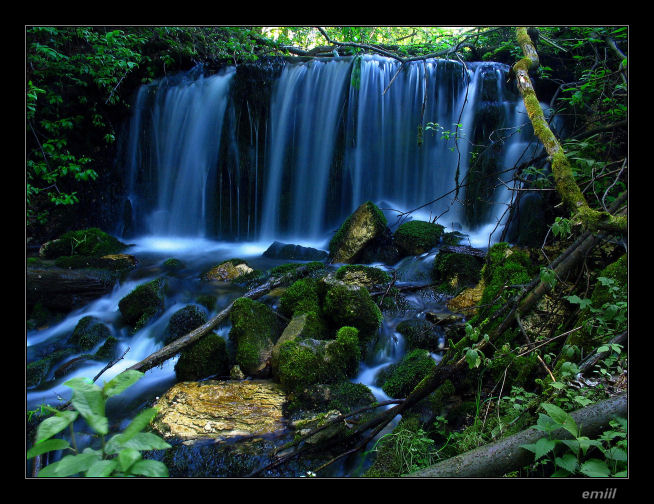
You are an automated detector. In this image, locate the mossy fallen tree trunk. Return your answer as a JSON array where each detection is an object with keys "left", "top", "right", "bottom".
[
  {"left": 406, "top": 393, "right": 626, "bottom": 478},
  {"left": 126, "top": 266, "right": 314, "bottom": 373},
  {"left": 513, "top": 27, "right": 627, "bottom": 235}
]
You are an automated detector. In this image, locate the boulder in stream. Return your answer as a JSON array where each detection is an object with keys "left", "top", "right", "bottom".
[{"left": 263, "top": 241, "right": 328, "bottom": 261}]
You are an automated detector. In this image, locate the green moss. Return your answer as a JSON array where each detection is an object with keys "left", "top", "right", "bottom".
[
  {"left": 196, "top": 294, "right": 217, "bottom": 311},
  {"left": 26, "top": 359, "right": 50, "bottom": 387},
  {"left": 43, "top": 228, "right": 126, "bottom": 259},
  {"left": 428, "top": 379, "right": 455, "bottom": 416},
  {"left": 323, "top": 283, "right": 382, "bottom": 347},
  {"left": 165, "top": 305, "right": 207, "bottom": 344},
  {"left": 270, "top": 261, "right": 325, "bottom": 279},
  {"left": 432, "top": 249, "right": 485, "bottom": 293},
  {"left": 68, "top": 316, "right": 110, "bottom": 350},
  {"left": 94, "top": 335, "right": 119, "bottom": 360},
  {"left": 396, "top": 319, "right": 440, "bottom": 352},
  {"left": 276, "top": 327, "right": 360, "bottom": 393},
  {"left": 175, "top": 333, "right": 229, "bottom": 381},
  {"left": 279, "top": 278, "right": 321, "bottom": 318},
  {"left": 229, "top": 297, "right": 281, "bottom": 375},
  {"left": 394, "top": 220, "right": 445, "bottom": 256},
  {"left": 441, "top": 231, "right": 465, "bottom": 246},
  {"left": 379, "top": 349, "right": 437, "bottom": 399},
  {"left": 334, "top": 264, "right": 391, "bottom": 287},
  {"left": 118, "top": 278, "right": 165, "bottom": 328},
  {"left": 163, "top": 258, "right": 184, "bottom": 271},
  {"left": 328, "top": 201, "right": 387, "bottom": 259},
  {"left": 327, "top": 381, "right": 375, "bottom": 414}
]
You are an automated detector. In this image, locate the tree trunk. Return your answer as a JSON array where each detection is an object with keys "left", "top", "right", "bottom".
[
  {"left": 126, "top": 266, "right": 313, "bottom": 373},
  {"left": 512, "top": 27, "right": 626, "bottom": 234},
  {"left": 407, "top": 393, "right": 626, "bottom": 478}
]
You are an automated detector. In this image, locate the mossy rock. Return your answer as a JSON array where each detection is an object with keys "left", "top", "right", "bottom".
[
  {"left": 432, "top": 245, "right": 486, "bottom": 294},
  {"left": 378, "top": 349, "right": 437, "bottom": 399},
  {"left": 68, "top": 316, "right": 110, "bottom": 351},
  {"left": 26, "top": 359, "right": 51, "bottom": 387},
  {"left": 322, "top": 281, "right": 383, "bottom": 348},
  {"left": 39, "top": 228, "right": 126, "bottom": 259},
  {"left": 229, "top": 297, "right": 282, "bottom": 377},
  {"left": 396, "top": 318, "right": 441, "bottom": 352},
  {"left": 118, "top": 278, "right": 165, "bottom": 329},
  {"left": 279, "top": 278, "right": 321, "bottom": 319},
  {"left": 165, "top": 305, "right": 207, "bottom": 345},
  {"left": 263, "top": 241, "right": 328, "bottom": 261},
  {"left": 334, "top": 264, "right": 391, "bottom": 289},
  {"left": 196, "top": 294, "right": 217, "bottom": 311},
  {"left": 276, "top": 326, "right": 360, "bottom": 392},
  {"left": 175, "top": 333, "right": 230, "bottom": 381},
  {"left": 472, "top": 243, "right": 536, "bottom": 324},
  {"left": 394, "top": 220, "right": 445, "bottom": 256},
  {"left": 271, "top": 312, "right": 329, "bottom": 376},
  {"left": 328, "top": 201, "right": 389, "bottom": 264},
  {"left": 94, "top": 335, "right": 119, "bottom": 361},
  {"left": 163, "top": 258, "right": 185, "bottom": 271},
  {"left": 204, "top": 259, "right": 254, "bottom": 282}
]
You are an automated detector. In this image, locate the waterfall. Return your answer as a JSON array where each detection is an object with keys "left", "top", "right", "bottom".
[{"left": 120, "top": 57, "right": 540, "bottom": 243}]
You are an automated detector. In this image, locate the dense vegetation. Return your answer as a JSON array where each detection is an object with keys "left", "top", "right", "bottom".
[{"left": 26, "top": 26, "right": 627, "bottom": 479}]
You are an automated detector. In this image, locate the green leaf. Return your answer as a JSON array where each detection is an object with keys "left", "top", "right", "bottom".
[
  {"left": 35, "top": 410, "right": 79, "bottom": 444},
  {"left": 105, "top": 432, "right": 171, "bottom": 455},
  {"left": 127, "top": 459, "right": 169, "bottom": 477},
  {"left": 65, "top": 379, "right": 108, "bottom": 435},
  {"left": 579, "top": 458, "right": 611, "bottom": 477},
  {"left": 534, "top": 413, "right": 559, "bottom": 434},
  {"left": 103, "top": 370, "right": 144, "bottom": 398},
  {"left": 122, "top": 408, "right": 158, "bottom": 439},
  {"left": 37, "top": 452, "right": 101, "bottom": 477},
  {"left": 27, "top": 438, "right": 70, "bottom": 459},
  {"left": 465, "top": 348, "right": 481, "bottom": 369},
  {"left": 534, "top": 437, "right": 557, "bottom": 460},
  {"left": 85, "top": 459, "right": 118, "bottom": 477},
  {"left": 541, "top": 403, "right": 578, "bottom": 437},
  {"left": 560, "top": 439, "right": 580, "bottom": 455},
  {"left": 555, "top": 453, "right": 579, "bottom": 473},
  {"left": 118, "top": 448, "right": 142, "bottom": 472},
  {"left": 564, "top": 295, "right": 593, "bottom": 310}
]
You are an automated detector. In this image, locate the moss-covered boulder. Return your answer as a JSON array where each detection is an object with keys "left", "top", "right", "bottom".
[
  {"left": 334, "top": 264, "right": 391, "bottom": 289},
  {"left": 204, "top": 259, "right": 254, "bottom": 282},
  {"left": 175, "top": 333, "right": 230, "bottom": 381},
  {"left": 275, "top": 326, "right": 360, "bottom": 392},
  {"left": 394, "top": 220, "right": 445, "bottom": 256},
  {"left": 378, "top": 349, "right": 437, "bottom": 398},
  {"left": 322, "top": 280, "right": 383, "bottom": 348},
  {"left": 279, "top": 278, "right": 321, "bottom": 318},
  {"left": 432, "top": 245, "right": 486, "bottom": 293},
  {"left": 118, "top": 278, "right": 165, "bottom": 330},
  {"left": 328, "top": 201, "right": 392, "bottom": 264},
  {"left": 39, "top": 228, "right": 127, "bottom": 259},
  {"left": 165, "top": 305, "right": 207, "bottom": 345},
  {"left": 54, "top": 253, "right": 137, "bottom": 271},
  {"left": 163, "top": 257, "right": 185, "bottom": 272},
  {"left": 271, "top": 312, "right": 329, "bottom": 376},
  {"left": 94, "top": 335, "right": 119, "bottom": 361},
  {"left": 68, "top": 316, "right": 110, "bottom": 351},
  {"left": 229, "top": 298, "right": 282, "bottom": 378},
  {"left": 26, "top": 348, "right": 76, "bottom": 387},
  {"left": 396, "top": 319, "right": 441, "bottom": 352}
]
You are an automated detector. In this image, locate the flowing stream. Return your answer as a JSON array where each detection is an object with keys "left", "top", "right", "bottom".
[{"left": 27, "top": 55, "right": 549, "bottom": 476}]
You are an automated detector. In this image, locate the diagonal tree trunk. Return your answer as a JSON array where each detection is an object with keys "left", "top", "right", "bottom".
[{"left": 512, "top": 27, "right": 626, "bottom": 234}]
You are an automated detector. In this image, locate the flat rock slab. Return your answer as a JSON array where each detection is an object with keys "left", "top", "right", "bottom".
[{"left": 152, "top": 380, "right": 287, "bottom": 441}]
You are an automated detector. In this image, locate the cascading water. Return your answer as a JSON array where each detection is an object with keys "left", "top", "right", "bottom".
[{"left": 120, "top": 56, "right": 540, "bottom": 244}]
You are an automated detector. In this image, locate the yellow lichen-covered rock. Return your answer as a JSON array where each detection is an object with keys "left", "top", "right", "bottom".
[
  {"left": 446, "top": 279, "right": 486, "bottom": 315},
  {"left": 152, "top": 380, "right": 286, "bottom": 440},
  {"left": 203, "top": 260, "right": 253, "bottom": 282},
  {"left": 328, "top": 201, "right": 388, "bottom": 264}
]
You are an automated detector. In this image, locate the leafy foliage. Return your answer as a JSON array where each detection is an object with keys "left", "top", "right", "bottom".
[{"left": 27, "top": 370, "right": 171, "bottom": 477}]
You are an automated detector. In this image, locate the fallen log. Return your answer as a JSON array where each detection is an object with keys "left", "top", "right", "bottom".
[
  {"left": 126, "top": 266, "right": 313, "bottom": 373},
  {"left": 406, "top": 393, "right": 627, "bottom": 478}
]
